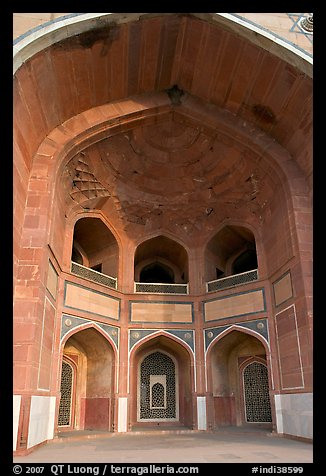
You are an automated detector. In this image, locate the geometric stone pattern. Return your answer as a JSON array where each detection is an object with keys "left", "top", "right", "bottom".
[
  {"left": 243, "top": 361, "right": 272, "bottom": 422},
  {"left": 71, "top": 261, "right": 117, "bottom": 289},
  {"left": 287, "top": 13, "right": 313, "bottom": 43},
  {"left": 64, "top": 153, "right": 111, "bottom": 204},
  {"left": 135, "top": 282, "right": 188, "bottom": 294},
  {"left": 89, "top": 115, "right": 275, "bottom": 235},
  {"left": 139, "top": 352, "right": 176, "bottom": 420},
  {"left": 207, "top": 269, "right": 258, "bottom": 292},
  {"left": 204, "top": 318, "right": 269, "bottom": 351}
]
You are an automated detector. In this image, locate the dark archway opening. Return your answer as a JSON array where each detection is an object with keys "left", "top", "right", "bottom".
[
  {"left": 140, "top": 262, "right": 175, "bottom": 283},
  {"left": 232, "top": 249, "right": 258, "bottom": 274}
]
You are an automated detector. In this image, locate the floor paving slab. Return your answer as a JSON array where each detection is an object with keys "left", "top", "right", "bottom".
[{"left": 13, "top": 427, "right": 313, "bottom": 464}]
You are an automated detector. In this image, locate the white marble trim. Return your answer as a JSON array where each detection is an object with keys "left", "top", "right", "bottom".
[
  {"left": 117, "top": 397, "right": 128, "bottom": 432},
  {"left": 13, "top": 395, "right": 21, "bottom": 451},
  {"left": 197, "top": 396, "right": 207, "bottom": 430},
  {"left": 13, "top": 13, "right": 313, "bottom": 76}
]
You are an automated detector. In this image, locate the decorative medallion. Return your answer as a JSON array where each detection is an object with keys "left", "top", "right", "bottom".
[{"left": 300, "top": 15, "right": 313, "bottom": 33}]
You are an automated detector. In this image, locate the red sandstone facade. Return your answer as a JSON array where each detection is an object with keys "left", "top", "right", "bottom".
[{"left": 13, "top": 13, "right": 313, "bottom": 454}]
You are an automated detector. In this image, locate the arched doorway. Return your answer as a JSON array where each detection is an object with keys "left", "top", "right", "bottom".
[
  {"left": 207, "top": 328, "right": 272, "bottom": 429},
  {"left": 58, "top": 326, "right": 116, "bottom": 432},
  {"left": 130, "top": 334, "right": 194, "bottom": 429}
]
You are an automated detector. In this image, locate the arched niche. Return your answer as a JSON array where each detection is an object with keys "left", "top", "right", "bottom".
[
  {"left": 134, "top": 236, "right": 189, "bottom": 284},
  {"left": 205, "top": 225, "right": 258, "bottom": 282},
  {"left": 71, "top": 216, "right": 119, "bottom": 278},
  {"left": 207, "top": 328, "right": 272, "bottom": 429},
  {"left": 58, "top": 326, "right": 116, "bottom": 432},
  {"left": 129, "top": 334, "right": 194, "bottom": 430}
]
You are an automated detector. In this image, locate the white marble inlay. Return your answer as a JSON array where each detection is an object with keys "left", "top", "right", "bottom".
[
  {"left": 118, "top": 397, "right": 128, "bottom": 433},
  {"left": 274, "top": 393, "right": 312, "bottom": 439},
  {"left": 27, "top": 396, "right": 56, "bottom": 448},
  {"left": 13, "top": 395, "right": 21, "bottom": 450},
  {"left": 197, "top": 396, "right": 207, "bottom": 430}
]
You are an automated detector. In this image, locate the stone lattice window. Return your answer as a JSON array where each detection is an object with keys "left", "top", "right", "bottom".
[
  {"left": 243, "top": 361, "right": 272, "bottom": 423},
  {"left": 151, "top": 383, "right": 165, "bottom": 408},
  {"left": 139, "top": 352, "right": 177, "bottom": 420},
  {"left": 58, "top": 361, "right": 73, "bottom": 426}
]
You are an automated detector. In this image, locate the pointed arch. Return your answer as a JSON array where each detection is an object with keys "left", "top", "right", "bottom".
[
  {"left": 206, "top": 324, "right": 270, "bottom": 356},
  {"left": 58, "top": 322, "right": 117, "bottom": 433},
  {"left": 60, "top": 321, "right": 118, "bottom": 355},
  {"left": 129, "top": 331, "right": 195, "bottom": 429}
]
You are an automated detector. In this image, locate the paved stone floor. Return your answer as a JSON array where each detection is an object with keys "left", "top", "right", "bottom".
[{"left": 13, "top": 427, "right": 313, "bottom": 464}]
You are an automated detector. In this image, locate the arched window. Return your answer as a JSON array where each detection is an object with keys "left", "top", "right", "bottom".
[
  {"left": 135, "top": 236, "right": 188, "bottom": 284},
  {"left": 71, "top": 217, "right": 119, "bottom": 278},
  {"left": 205, "top": 225, "right": 258, "bottom": 282}
]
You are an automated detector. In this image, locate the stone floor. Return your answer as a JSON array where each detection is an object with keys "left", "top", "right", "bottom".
[{"left": 13, "top": 427, "right": 313, "bottom": 464}]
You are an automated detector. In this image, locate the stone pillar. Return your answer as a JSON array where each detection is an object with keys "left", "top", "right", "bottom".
[
  {"left": 116, "top": 298, "right": 130, "bottom": 432},
  {"left": 193, "top": 298, "right": 210, "bottom": 430}
]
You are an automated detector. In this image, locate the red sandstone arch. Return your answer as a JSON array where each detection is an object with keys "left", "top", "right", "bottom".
[
  {"left": 13, "top": 13, "right": 313, "bottom": 451},
  {"left": 60, "top": 320, "right": 118, "bottom": 355},
  {"left": 205, "top": 224, "right": 259, "bottom": 281},
  {"left": 134, "top": 235, "right": 189, "bottom": 284},
  {"left": 58, "top": 324, "right": 118, "bottom": 433},
  {"left": 129, "top": 332, "right": 195, "bottom": 429},
  {"left": 205, "top": 325, "right": 273, "bottom": 428},
  {"left": 206, "top": 324, "right": 270, "bottom": 358},
  {"left": 66, "top": 214, "right": 120, "bottom": 280},
  {"left": 20, "top": 96, "right": 309, "bottom": 275}
]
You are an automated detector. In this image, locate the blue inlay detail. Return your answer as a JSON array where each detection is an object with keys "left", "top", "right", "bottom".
[
  {"left": 61, "top": 314, "right": 119, "bottom": 348},
  {"left": 129, "top": 328, "right": 195, "bottom": 352},
  {"left": 129, "top": 329, "right": 157, "bottom": 350},
  {"left": 232, "top": 13, "right": 313, "bottom": 54},
  {"left": 204, "top": 318, "right": 269, "bottom": 351},
  {"left": 166, "top": 329, "right": 194, "bottom": 352},
  {"left": 287, "top": 13, "right": 313, "bottom": 44}
]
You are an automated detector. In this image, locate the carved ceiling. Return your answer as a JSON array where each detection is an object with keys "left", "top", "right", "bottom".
[
  {"left": 51, "top": 13, "right": 311, "bottom": 242},
  {"left": 63, "top": 109, "right": 276, "bottom": 238}
]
